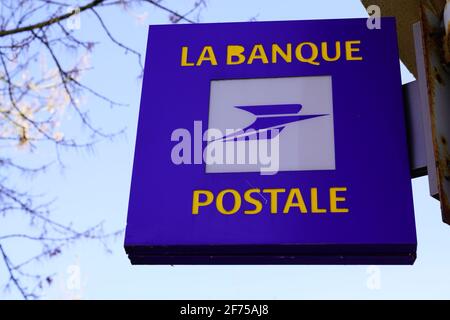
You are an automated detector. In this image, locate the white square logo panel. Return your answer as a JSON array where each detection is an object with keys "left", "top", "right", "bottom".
[{"left": 206, "top": 76, "right": 335, "bottom": 173}]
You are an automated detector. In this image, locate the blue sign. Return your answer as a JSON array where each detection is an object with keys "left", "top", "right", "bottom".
[{"left": 125, "top": 18, "right": 417, "bottom": 264}]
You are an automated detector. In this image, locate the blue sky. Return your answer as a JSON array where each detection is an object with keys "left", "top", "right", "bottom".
[{"left": 2, "top": 0, "right": 450, "bottom": 299}]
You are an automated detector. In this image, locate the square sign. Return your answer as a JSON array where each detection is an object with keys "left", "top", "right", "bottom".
[{"left": 125, "top": 18, "right": 417, "bottom": 265}]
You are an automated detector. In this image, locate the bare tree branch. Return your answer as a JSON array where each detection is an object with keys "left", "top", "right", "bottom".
[
  {"left": 0, "top": 0, "right": 105, "bottom": 38},
  {"left": 0, "top": 0, "right": 204, "bottom": 300}
]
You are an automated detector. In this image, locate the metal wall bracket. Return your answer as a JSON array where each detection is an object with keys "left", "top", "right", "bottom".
[
  {"left": 413, "top": 2, "right": 450, "bottom": 223},
  {"left": 361, "top": 0, "right": 450, "bottom": 225},
  {"left": 403, "top": 80, "right": 428, "bottom": 179}
]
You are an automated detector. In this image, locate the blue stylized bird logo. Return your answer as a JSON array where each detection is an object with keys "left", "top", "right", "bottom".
[{"left": 214, "top": 104, "right": 327, "bottom": 142}]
